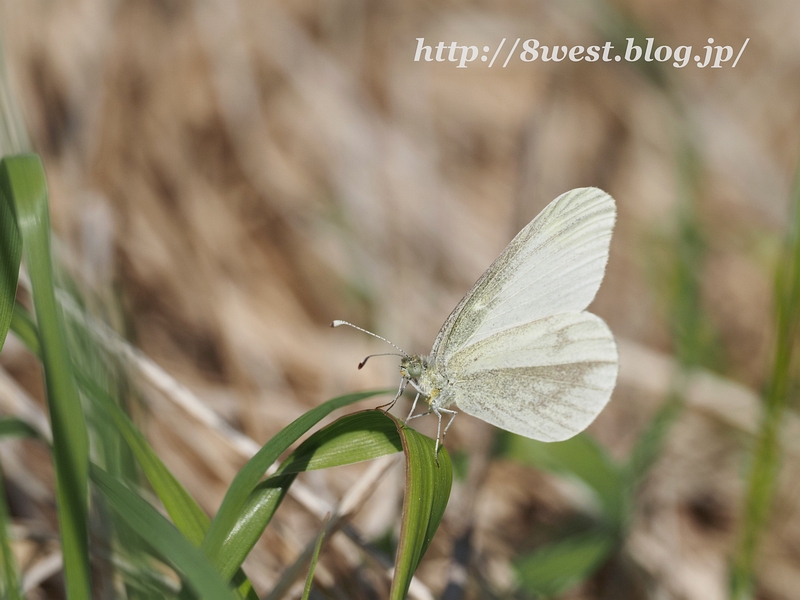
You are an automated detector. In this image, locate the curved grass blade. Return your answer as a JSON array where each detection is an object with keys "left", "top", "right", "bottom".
[
  {"left": 91, "top": 465, "right": 238, "bottom": 600},
  {"left": 504, "top": 433, "right": 624, "bottom": 528},
  {"left": 301, "top": 513, "right": 330, "bottom": 600},
  {"left": 390, "top": 421, "right": 452, "bottom": 600},
  {"left": 0, "top": 161, "right": 21, "bottom": 353},
  {"left": 78, "top": 374, "right": 260, "bottom": 600},
  {"left": 213, "top": 410, "right": 403, "bottom": 580},
  {"left": 15, "top": 299, "right": 261, "bottom": 599},
  {"left": 81, "top": 375, "right": 210, "bottom": 545},
  {"left": 0, "top": 463, "right": 21, "bottom": 600},
  {"left": 276, "top": 410, "right": 403, "bottom": 475},
  {"left": 515, "top": 529, "right": 615, "bottom": 597},
  {"left": 213, "top": 409, "right": 452, "bottom": 597},
  {"left": 202, "top": 390, "right": 387, "bottom": 567},
  {"left": 0, "top": 154, "right": 91, "bottom": 598},
  {"left": 0, "top": 413, "right": 44, "bottom": 599},
  {"left": 9, "top": 302, "right": 39, "bottom": 356},
  {"left": 0, "top": 416, "right": 42, "bottom": 440}
]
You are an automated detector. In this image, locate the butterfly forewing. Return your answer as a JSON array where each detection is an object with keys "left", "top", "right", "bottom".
[
  {"left": 430, "top": 187, "right": 616, "bottom": 362},
  {"left": 446, "top": 312, "right": 618, "bottom": 441}
]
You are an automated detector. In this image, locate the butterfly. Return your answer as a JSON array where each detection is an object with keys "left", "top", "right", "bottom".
[{"left": 333, "top": 187, "right": 618, "bottom": 456}]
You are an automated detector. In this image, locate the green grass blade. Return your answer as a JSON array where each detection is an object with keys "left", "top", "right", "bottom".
[
  {"left": 301, "top": 513, "right": 330, "bottom": 600},
  {"left": 0, "top": 154, "right": 91, "bottom": 598},
  {"left": 15, "top": 301, "right": 260, "bottom": 600},
  {"left": 80, "top": 376, "right": 259, "bottom": 599},
  {"left": 515, "top": 529, "right": 615, "bottom": 598},
  {"left": 10, "top": 302, "right": 40, "bottom": 356},
  {"left": 80, "top": 374, "right": 211, "bottom": 546},
  {"left": 730, "top": 167, "right": 800, "bottom": 599},
  {"left": 215, "top": 409, "right": 451, "bottom": 595},
  {"left": 276, "top": 410, "right": 403, "bottom": 474},
  {"left": 504, "top": 433, "right": 624, "bottom": 528},
  {"left": 84, "top": 379, "right": 260, "bottom": 600},
  {"left": 0, "top": 416, "right": 42, "bottom": 440},
  {"left": 625, "top": 391, "right": 684, "bottom": 492},
  {"left": 202, "top": 390, "right": 387, "bottom": 566},
  {"left": 671, "top": 143, "right": 721, "bottom": 369},
  {"left": 0, "top": 161, "right": 21, "bottom": 353},
  {"left": 390, "top": 422, "right": 452, "bottom": 600},
  {"left": 215, "top": 410, "right": 403, "bottom": 580},
  {"left": 0, "top": 412, "right": 44, "bottom": 598},
  {"left": 0, "top": 462, "right": 22, "bottom": 600},
  {"left": 90, "top": 465, "right": 238, "bottom": 600}
]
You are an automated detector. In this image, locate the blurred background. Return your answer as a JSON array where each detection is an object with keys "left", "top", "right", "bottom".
[{"left": 0, "top": 0, "right": 799, "bottom": 598}]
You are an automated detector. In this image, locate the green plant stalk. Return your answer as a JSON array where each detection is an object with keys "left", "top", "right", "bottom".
[
  {"left": 10, "top": 302, "right": 261, "bottom": 600},
  {"left": 0, "top": 414, "right": 44, "bottom": 599},
  {"left": 10, "top": 302, "right": 40, "bottom": 355},
  {"left": 730, "top": 172, "right": 800, "bottom": 599},
  {"left": 13, "top": 313, "right": 258, "bottom": 599},
  {"left": 621, "top": 385, "right": 684, "bottom": 529},
  {"left": 0, "top": 416, "right": 43, "bottom": 440},
  {"left": 0, "top": 161, "right": 20, "bottom": 352},
  {"left": 0, "top": 154, "right": 91, "bottom": 598},
  {"left": 301, "top": 513, "right": 330, "bottom": 600},
  {"left": 0, "top": 462, "right": 22, "bottom": 600},
  {"left": 0, "top": 34, "right": 31, "bottom": 156},
  {"left": 91, "top": 465, "right": 238, "bottom": 600}
]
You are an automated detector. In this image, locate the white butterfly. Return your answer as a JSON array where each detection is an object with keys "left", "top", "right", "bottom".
[{"left": 333, "top": 187, "right": 618, "bottom": 455}]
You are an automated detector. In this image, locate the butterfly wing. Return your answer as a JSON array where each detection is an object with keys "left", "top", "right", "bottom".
[
  {"left": 430, "top": 187, "right": 616, "bottom": 361},
  {"left": 445, "top": 311, "right": 618, "bottom": 441}
]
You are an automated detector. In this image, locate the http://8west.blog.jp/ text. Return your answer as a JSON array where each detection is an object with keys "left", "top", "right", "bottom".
[{"left": 413, "top": 37, "right": 749, "bottom": 69}]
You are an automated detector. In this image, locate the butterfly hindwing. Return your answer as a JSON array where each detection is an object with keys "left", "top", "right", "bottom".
[{"left": 444, "top": 311, "right": 618, "bottom": 441}]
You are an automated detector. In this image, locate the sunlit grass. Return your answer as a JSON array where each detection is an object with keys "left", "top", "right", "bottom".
[
  {"left": 0, "top": 153, "right": 452, "bottom": 599},
  {"left": 730, "top": 167, "right": 800, "bottom": 599}
]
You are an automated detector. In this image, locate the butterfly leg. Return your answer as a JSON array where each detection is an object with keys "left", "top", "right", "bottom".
[
  {"left": 406, "top": 396, "right": 434, "bottom": 425},
  {"left": 404, "top": 392, "right": 421, "bottom": 423},
  {"left": 378, "top": 377, "right": 407, "bottom": 413},
  {"left": 432, "top": 407, "right": 458, "bottom": 461},
  {"left": 406, "top": 410, "right": 433, "bottom": 423},
  {"left": 442, "top": 409, "right": 457, "bottom": 438}
]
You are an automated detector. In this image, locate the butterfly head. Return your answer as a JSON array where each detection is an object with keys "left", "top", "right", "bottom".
[{"left": 400, "top": 355, "right": 427, "bottom": 382}]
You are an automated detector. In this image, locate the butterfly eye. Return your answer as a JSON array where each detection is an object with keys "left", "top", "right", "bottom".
[{"left": 407, "top": 361, "right": 423, "bottom": 379}]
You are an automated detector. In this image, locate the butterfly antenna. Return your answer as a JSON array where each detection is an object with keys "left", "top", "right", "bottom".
[
  {"left": 330, "top": 320, "right": 410, "bottom": 357},
  {"left": 357, "top": 352, "right": 405, "bottom": 370}
]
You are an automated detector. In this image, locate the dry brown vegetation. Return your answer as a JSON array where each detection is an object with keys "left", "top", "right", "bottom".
[{"left": 1, "top": 0, "right": 799, "bottom": 598}]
